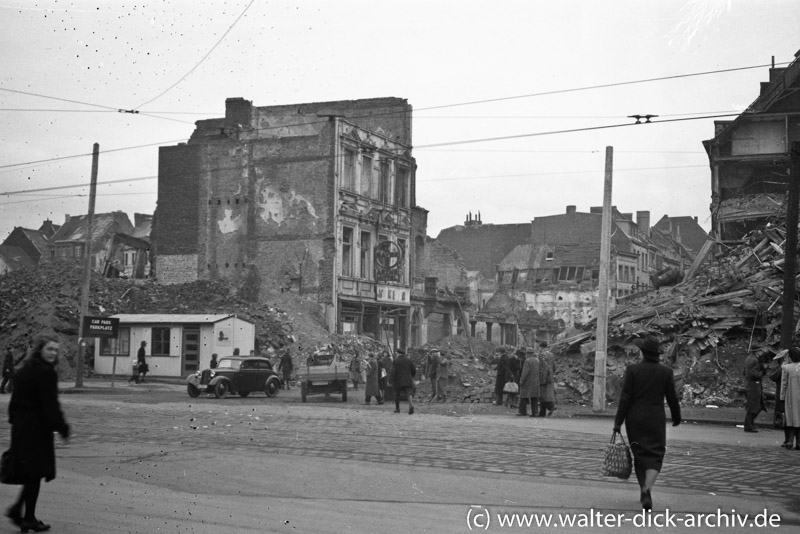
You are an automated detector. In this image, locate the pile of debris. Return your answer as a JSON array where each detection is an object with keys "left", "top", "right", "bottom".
[
  {"left": 551, "top": 218, "right": 798, "bottom": 406},
  {"left": 0, "top": 261, "right": 300, "bottom": 377}
]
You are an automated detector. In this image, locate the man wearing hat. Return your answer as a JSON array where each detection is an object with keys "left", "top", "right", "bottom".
[
  {"left": 743, "top": 349, "right": 767, "bottom": 433},
  {"left": 424, "top": 349, "right": 440, "bottom": 401},
  {"left": 517, "top": 347, "right": 540, "bottom": 417},
  {"left": 388, "top": 349, "right": 416, "bottom": 415}
]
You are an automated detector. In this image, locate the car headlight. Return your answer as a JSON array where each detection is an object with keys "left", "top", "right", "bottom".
[{"left": 209, "top": 371, "right": 215, "bottom": 378}]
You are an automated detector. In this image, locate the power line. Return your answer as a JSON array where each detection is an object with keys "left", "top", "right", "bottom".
[
  {"left": 415, "top": 113, "right": 740, "bottom": 149},
  {"left": 419, "top": 148, "right": 704, "bottom": 154},
  {"left": 0, "top": 176, "right": 156, "bottom": 196},
  {"left": 0, "top": 140, "right": 185, "bottom": 170},
  {"left": 135, "top": 0, "right": 256, "bottom": 109},
  {"left": 0, "top": 86, "right": 120, "bottom": 111},
  {"left": 414, "top": 62, "right": 791, "bottom": 111}
]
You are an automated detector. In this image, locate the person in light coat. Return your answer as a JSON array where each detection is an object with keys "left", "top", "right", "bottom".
[
  {"left": 517, "top": 348, "right": 540, "bottom": 417},
  {"left": 780, "top": 347, "right": 800, "bottom": 450}
]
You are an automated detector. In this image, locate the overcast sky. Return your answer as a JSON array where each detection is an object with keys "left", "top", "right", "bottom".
[{"left": 1, "top": 0, "right": 799, "bottom": 241}]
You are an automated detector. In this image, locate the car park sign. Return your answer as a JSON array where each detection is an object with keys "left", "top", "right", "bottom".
[{"left": 82, "top": 316, "right": 120, "bottom": 338}]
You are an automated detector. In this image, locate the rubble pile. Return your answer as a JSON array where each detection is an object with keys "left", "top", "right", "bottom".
[
  {"left": 552, "top": 219, "right": 798, "bottom": 406},
  {"left": 0, "top": 261, "right": 303, "bottom": 377}
]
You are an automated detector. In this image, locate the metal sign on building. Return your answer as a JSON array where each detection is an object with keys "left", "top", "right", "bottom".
[
  {"left": 375, "top": 240, "right": 404, "bottom": 283},
  {"left": 82, "top": 316, "right": 120, "bottom": 338}
]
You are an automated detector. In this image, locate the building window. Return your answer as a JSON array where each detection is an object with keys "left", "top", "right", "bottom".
[
  {"left": 343, "top": 148, "right": 356, "bottom": 191},
  {"left": 545, "top": 251, "right": 554, "bottom": 261},
  {"left": 395, "top": 166, "right": 408, "bottom": 208},
  {"left": 360, "top": 231, "right": 371, "bottom": 279},
  {"left": 342, "top": 227, "right": 353, "bottom": 277},
  {"left": 380, "top": 160, "right": 391, "bottom": 204},
  {"left": 361, "top": 155, "right": 373, "bottom": 197},
  {"left": 152, "top": 327, "right": 170, "bottom": 356}
]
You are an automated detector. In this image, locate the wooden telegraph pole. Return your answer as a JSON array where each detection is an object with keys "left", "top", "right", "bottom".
[
  {"left": 781, "top": 141, "right": 800, "bottom": 350},
  {"left": 593, "top": 146, "right": 613, "bottom": 412},
  {"left": 76, "top": 143, "right": 99, "bottom": 388}
]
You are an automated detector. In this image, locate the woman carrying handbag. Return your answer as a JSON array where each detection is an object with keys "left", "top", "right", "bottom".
[{"left": 613, "top": 336, "right": 681, "bottom": 511}]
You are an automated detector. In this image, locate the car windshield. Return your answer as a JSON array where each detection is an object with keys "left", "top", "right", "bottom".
[{"left": 216, "top": 359, "right": 241, "bottom": 370}]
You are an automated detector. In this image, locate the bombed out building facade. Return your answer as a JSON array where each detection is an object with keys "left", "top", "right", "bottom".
[{"left": 152, "top": 96, "right": 466, "bottom": 351}]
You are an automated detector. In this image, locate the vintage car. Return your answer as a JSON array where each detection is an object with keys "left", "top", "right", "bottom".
[{"left": 186, "top": 356, "right": 281, "bottom": 399}]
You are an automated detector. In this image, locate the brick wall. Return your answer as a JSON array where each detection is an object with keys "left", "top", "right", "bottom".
[
  {"left": 157, "top": 254, "right": 199, "bottom": 285},
  {"left": 153, "top": 144, "right": 201, "bottom": 260},
  {"left": 419, "top": 238, "right": 468, "bottom": 289}
]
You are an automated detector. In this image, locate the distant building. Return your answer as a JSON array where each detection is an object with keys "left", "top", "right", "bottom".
[
  {"left": 0, "top": 245, "right": 35, "bottom": 275},
  {"left": 436, "top": 213, "right": 531, "bottom": 278},
  {"left": 652, "top": 215, "right": 710, "bottom": 255},
  {"left": 47, "top": 212, "right": 134, "bottom": 270},
  {"left": 1, "top": 219, "right": 59, "bottom": 264},
  {"left": 704, "top": 49, "right": 800, "bottom": 241}
]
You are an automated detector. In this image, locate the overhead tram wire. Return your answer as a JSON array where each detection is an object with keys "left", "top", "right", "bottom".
[
  {"left": 134, "top": 0, "right": 256, "bottom": 110},
  {"left": 0, "top": 58, "right": 788, "bottom": 169},
  {"left": 414, "top": 113, "right": 741, "bottom": 149}
]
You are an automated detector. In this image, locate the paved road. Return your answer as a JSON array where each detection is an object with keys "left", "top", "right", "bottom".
[{"left": 0, "top": 385, "right": 796, "bottom": 533}]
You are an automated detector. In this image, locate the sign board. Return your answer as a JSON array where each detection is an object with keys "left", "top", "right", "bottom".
[
  {"left": 376, "top": 284, "right": 409, "bottom": 304},
  {"left": 82, "top": 316, "right": 120, "bottom": 338}
]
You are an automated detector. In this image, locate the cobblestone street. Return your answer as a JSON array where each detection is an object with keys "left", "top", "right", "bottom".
[{"left": 0, "top": 386, "right": 797, "bottom": 533}]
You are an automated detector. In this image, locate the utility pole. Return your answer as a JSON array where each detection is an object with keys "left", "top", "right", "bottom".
[
  {"left": 76, "top": 143, "right": 99, "bottom": 388},
  {"left": 593, "top": 146, "right": 613, "bottom": 412},
  {"left": 781, "top": 141, "right": 800, "bottom": 350}
]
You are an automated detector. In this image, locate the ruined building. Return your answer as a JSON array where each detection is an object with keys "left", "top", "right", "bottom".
[
  {"left": 153, "top": 97, "right": 464, "bottom": 350},
  {"left": 704, "top": 49, "right": 800, "bottom": 241}
]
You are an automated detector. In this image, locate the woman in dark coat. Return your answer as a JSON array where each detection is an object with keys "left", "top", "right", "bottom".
[
  {"left": 613, "top": 336, "right": 680, "bottom": 512},
  {"left": 6, "top": 333, "right": 70, "bottom": 532},
  {"left": 364, "top": 353, "right": 382, "bottom": 405}
]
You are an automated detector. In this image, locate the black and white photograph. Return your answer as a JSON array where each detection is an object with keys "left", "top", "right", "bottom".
[{"left": 1, "top": 1, "right": 799, "bottom": 532}]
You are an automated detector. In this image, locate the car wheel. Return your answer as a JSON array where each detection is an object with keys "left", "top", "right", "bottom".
[
  {"left": 214, "top": 381, "right": 229, "bottom": 399},
  {"left": 238, "top": 390, "right": 250, "bottom": 398},
  {"left": 341, "top": 380, "right": 347, "bottom": 402},
  {"left": 187, "top": 384, "right": 200, "bottom": 398},
  {"left": 265, "top": 378, "right": 279, "bottom": 398},
  {"left": 300, "top": 382, "right": 308, "bottom": 403}
]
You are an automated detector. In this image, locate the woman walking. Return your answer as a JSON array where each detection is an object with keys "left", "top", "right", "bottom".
[
  {"left": 613, "top": 336, "right": 680, "bottom": 511},
  {"left": 5, "top": 333, "right": 70, "bottom": 532},
  {"left": 780, "top": 347, "right": 800, "bottom": 449}
]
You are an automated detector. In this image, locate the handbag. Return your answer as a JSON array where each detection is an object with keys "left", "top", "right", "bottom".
[
  {"left": 0, "top": 449, "right": 20, "bottom": 485},
  {"left": 774, "top": 411, "right": 786, "bottom": 429},
  {"left": 601, "top": 431, "right": 632, "bottom": 480},
  {"left": 503, "top": 381, "right": 519, "bottom": 393}
]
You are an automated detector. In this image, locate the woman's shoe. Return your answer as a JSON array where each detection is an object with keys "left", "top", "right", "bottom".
[
  {"left": 20, "top": 518, "right": 50, "bottom": 532},
  {"left": 782, "top": 442, "right": 792, "bottom": 449},
  {"left": 641, "top": 490, "right": 652, "bottom": 511}
]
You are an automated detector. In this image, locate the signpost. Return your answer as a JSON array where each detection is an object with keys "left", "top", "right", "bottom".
[{"left": 82, "top": 316, "right": 120, "bottom": 386}]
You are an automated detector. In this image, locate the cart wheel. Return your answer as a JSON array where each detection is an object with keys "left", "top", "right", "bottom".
[
  {"left": 265, "top": 378, "right": 279, "bottom": 398},
  {"left": 187, "top": 384, "right": 200, "bottom": 398},
  {"left": 214, "top": 381, "right": 229, "bottom": 399},
  {"left": 300, "top": 382, "right": 308, "bottom": 403},
  {"left": 341, "top": 380, "right": 348, "bottom": 402}
]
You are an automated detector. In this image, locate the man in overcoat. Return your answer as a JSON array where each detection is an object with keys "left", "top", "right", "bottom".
[
  {"left": 743, "top": 350, "right": 766, "bottom": 432},
  {"left": 424, "top": 349, "right": 440, "bottom": 401},
  {"left": 389, "top": 349, "right": 416, "bottom": 414},
  {"left": 492, "top": 351, "right": 509, "bottom": 406},
  {"left": 538, "top": 342, "right": 557, "bottom": 416},
  {"left": 517, "top": 347, "right": 541, "bottom": 417}
]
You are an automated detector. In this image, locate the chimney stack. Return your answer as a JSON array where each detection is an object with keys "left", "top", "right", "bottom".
[
  {"left": 566, "top": 205, "right": 576, "bottom": 214},
  {"left": 636, "top": 211, "right": 650, "bottom": 238}
]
